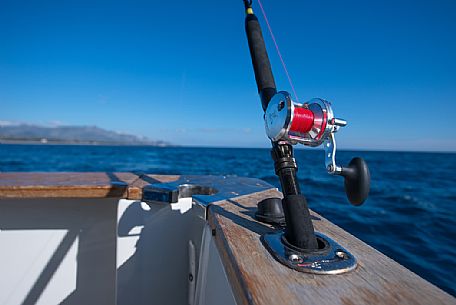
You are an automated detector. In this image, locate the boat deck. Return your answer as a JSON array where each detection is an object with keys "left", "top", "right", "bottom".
[{"left": 0, "top": 172, "right": 454, "bottom": 305}]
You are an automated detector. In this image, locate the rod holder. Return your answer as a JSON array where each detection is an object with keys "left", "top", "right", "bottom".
[{"left": 262, "top": 231, "right": 357, "bottom": 274}]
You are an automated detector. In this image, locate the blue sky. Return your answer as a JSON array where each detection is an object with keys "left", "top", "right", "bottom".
[{"left": 1, "top": 0, "right": 455, "bottom": 151}]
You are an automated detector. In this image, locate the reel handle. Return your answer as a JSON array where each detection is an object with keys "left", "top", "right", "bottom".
[
  {"left": 324, "top": 133, "right": 370, "bottom": 206},
  {"left": 340, "top": 158, "right": 370, "bottom": 206}
]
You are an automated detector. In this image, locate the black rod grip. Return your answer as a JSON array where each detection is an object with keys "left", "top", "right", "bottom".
[
  {"left": 245, "top": 13, "right": 277, "bottom": 111},
  {"left": 272, "top": 143, "right": 318, "bottom": 250},
  {"left": 282, "top": 195, "right": 318, "bottom": 250}
]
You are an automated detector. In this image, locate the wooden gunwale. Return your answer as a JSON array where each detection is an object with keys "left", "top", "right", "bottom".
[
  {"left": 207, "top": 189, "right": 456, "bottom": 305},
  {"left": 0, "top": 172, "right": 179, "bottom": 199}
]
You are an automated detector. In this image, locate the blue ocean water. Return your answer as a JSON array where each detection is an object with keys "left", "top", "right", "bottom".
[{"left": 0, "top": 144, "right": 455, "bottom": 296}]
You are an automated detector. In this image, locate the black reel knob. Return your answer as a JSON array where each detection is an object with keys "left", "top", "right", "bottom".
[{"left": 340, "top": 157, "right": 370, "bottom": 206}]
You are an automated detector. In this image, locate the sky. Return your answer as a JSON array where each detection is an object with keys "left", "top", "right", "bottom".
[{"left": 1, "top": 0, "right": 455, "bottom": 151}]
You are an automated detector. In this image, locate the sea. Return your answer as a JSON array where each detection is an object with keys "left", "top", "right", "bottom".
[{"left": 0, "top": 144, "right": 455, "bottom": 296}]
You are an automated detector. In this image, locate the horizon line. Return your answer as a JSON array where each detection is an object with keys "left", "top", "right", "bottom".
[{"left": 1, "top": 142, "right": 455, "bottom": 154}]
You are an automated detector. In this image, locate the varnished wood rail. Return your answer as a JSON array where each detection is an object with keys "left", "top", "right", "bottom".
[{"left": 0, "top": 172, "right": 179, "bottom": 199}]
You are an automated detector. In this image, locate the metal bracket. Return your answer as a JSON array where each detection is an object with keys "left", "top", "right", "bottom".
[
  {"left": 262, "top": 231, "right": 357, "bottom": 274},
  {"left": 324, "top": 133, "right": 342, "bottom": 174},
  {"left": 142, "top": 175, "right": 274, "bottom": 207}
]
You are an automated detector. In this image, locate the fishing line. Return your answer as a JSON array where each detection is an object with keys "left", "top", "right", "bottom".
[{"left": 256, "top": 0, "right": 300, "bottom": 102}]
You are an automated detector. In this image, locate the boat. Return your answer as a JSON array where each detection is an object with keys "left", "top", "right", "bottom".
[
  {"left": 0, "top": 172, "right": 454, "bottom": 305},
  {"left": 0, "top": 1, "right": 454, "bottom": 304}
]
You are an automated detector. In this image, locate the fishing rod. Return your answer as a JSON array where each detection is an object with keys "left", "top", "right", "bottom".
[{"left": 242, "top": 0, "right": 370, "bottom": 254}]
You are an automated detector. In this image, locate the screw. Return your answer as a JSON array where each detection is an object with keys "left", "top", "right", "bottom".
[
  {"left": 336, "top": 251, "right": 347, "bottom": 259},
  {"left": 278, "top": 101, "right": 285, "bottom": 111},
  {"left": 289, "top": 254, "right": 302, "bottom": 263}
]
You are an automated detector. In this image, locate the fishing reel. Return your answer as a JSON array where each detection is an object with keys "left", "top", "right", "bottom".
[{"left": 265, "top": 91, "right": 370, "bottom": 205}]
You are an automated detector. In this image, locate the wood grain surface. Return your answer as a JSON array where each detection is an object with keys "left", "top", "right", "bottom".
[
  {"left": 0, "top": 172, "right": 179, "bottom": 199},
  {"left": 127, "top": 174, "right": 180, "bottom": 200},
  {"left": 208, "top": 189, "right": 456, "bottom": 305}
]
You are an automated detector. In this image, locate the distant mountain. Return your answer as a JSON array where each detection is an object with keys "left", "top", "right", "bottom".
[{"left": 0, "top": 122, "right": 169, "bottom": 146}]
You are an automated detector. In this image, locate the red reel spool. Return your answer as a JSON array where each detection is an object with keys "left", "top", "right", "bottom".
[
  {"left": 290, "top": 107, "right": 314, "bottom": 134},
  {"left": 265, "top": 92, "right": 336, "bottom": 146}
]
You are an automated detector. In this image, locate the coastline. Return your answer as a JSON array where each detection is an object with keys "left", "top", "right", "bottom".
[{"left": 0, "top": 138, "right": 171, "bottom": 147}]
